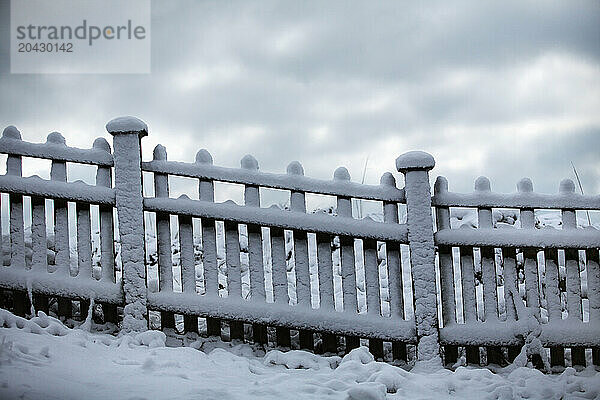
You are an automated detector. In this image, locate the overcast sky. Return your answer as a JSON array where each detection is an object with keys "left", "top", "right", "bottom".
[{"left": 1, "top": 0, "right": 599, "bottom": 198}]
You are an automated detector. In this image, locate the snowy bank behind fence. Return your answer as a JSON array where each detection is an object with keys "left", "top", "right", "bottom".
[{"left": 0, "top": 116, "right": 598, "bottom": 369}]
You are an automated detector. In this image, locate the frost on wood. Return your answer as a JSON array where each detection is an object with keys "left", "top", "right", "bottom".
[{"left": 108, "top": 119, "right": 148, "bottom": 332}]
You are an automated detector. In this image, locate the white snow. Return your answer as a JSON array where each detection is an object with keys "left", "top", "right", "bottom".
[
  {"left": 105, "top": 116, "right": 148, "bottom": 134},
  {"left": 395, "top": 151, "right": 435, "bottom": 171},
  {"left": 1, "top": 308, "right": 599, "bottom": 400},
  {"left": 435, "top": 226, "right": 600, "bottom": 249}
]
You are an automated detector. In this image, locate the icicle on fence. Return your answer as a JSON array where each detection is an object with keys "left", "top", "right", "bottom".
[{"left": 0, "top": 116, "right": 598, "bottom": 369}]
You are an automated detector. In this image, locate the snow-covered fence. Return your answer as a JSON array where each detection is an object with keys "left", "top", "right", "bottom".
[
  {"left": 0, "top": 126, "right": 122, "bottom": 325},
  {"left": 1, "top": 116, "right": 599, "bottom": 369},
  {"left": 433, "top": 176, "right": 600, "bottom": 368},
  {"left": 141, "top": 138, "right": 433, "bottom": 361}
]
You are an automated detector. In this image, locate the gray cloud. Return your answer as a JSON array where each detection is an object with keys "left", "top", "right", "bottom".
[{"left": 0, "top": 0, "right": 598, "bottom": 199}]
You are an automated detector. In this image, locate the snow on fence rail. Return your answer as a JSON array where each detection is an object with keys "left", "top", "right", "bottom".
[{"left": 0, "top": 116, "right": 598, "bottom": 370}]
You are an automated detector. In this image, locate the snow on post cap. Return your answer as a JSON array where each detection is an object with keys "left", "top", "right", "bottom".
[
  {"left": 92, "top": 137, "right": 111, "bottom": 153},
  {"left": 286, "top": 161, "right": 304, "bottom": 176},
  {"left": 559, "top": 178, "right": 575, "bottom": 194},
  {"left": 395, "top": 151, "right": 435, "bottom": 172},
  {"left": 517, "top": 178, "right": 533, "bottom": 193},
  {"left": 434, "top": 176, "right": 448, "bottom": 193},
  {"left": 333, "top": 166, "right": 350, "bottom": 181},
  {"left": 106, "top": 116, "right": 148, "bottom": 137},
  {"left": 46, "top": 131, "right": 66, "bottom": 145},
  {"left": 195, "top": 149, "right": 213, "bottom": 164},
  {"left": 2, "top": 125, "right": 21, "bottom": 140},
  {"left": 241, "top": 154, "right": 259, "bottom": 170},
  {"left": 474, "top": 176, "right": 491, "bottom": 192},
  {"left": 380, "top": 172, "right": 396, "bottom": 187},
  {"left": 153, "top": 144, "right": 167, "bottom": 160}
]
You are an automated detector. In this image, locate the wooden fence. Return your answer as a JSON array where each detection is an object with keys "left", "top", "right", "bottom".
[{"left": 0, "top": 116, "right": 598, "bottom": 369}]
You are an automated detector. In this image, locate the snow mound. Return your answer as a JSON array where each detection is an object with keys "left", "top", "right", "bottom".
[
  {"left": 264, "top": 349, "right": 339, "bottom": 370},
  {"left": 0, "top": 308, "right": 599, "bottom": 399}
]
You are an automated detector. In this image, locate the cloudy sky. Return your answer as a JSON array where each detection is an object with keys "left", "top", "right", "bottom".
[{"left": 1, "top": 0, "right": 599, "bottom": 199}]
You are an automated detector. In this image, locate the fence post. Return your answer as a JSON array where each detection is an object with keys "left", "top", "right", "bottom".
[
  {"left": 396, "top": 151, "right": 441, "bottom": 363},
  {"left": 106, "top": 116, "right": 148, "bottom": 333}
]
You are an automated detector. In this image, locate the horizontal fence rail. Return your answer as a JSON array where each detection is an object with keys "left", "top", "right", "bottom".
[
  {"left": 0, "top": 116, "right": 598, "bottom": 371},
  {"left": 142, "top": 159, "right": 405, "bottom": 202},
  {"left": 0, "top": 135, "right": 114, "bottom": 166},
  {"left": 142, "top": 196, "right": 408, "bottom": 242}
]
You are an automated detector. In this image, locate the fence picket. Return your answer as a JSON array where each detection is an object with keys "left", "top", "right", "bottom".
[
  {"left": 434, "top": 176, "right": 457, "bottom": 365},
  {"left": 271, "top": 224, "right": 291, "bottom": 347},
  {"left": 196, "top": 149, "right": 221, "bottom": 337},
  {"left": 334, "top": 167, "right": 359, "bottom": 353},
  {"left": 178, "top": 210, "right": 197, "bottom": 333},
  {"left": 48, "top": 133, "right": 72, "bottom": 319},
  {"left": 501, "top": 247, "right": 521, "bottom": 362},
  {"left": 559, "top": 179, "right": 586, "bottom": 367},
  {"left": 381, "top": 172, "right": 407, "bottom": 361},
  {"left": 31, "top": 195, "right": 48, "bottom": 314},
  {"left": 94, "top": 138, "right": 117, "bottom": 323},
  {"left": 153, "top": 145, "right": 175, "bottom": 330},
  {"left": 76, "top": 201, "right": 92, "bottom": 320},
  {"left": 474, "top": 177, "right": 503, "bottom": 365},
  {"left": 288, "top": 161, "right": 313, "bottom": 350},
  {"left": 5, "top": 127, "right": 27, "bottom": 316},
  {"left": 243, "top": 159, "right": 267, "bottom": 344},
  {"left": 317, "top": 229, "right": 336, "bottom": 353}
]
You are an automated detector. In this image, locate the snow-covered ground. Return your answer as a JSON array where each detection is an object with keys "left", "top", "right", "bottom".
[{"left": 1, "top": 309, "right": 599, "bottom": 400}]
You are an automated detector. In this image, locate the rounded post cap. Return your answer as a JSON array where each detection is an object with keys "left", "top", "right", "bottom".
[
  {"left": 153, "top": 144, "right": 167, "bottom": 160},
  {"left": 559, "top": 178, "right": 575, "bottom": 194},
  {"left": 474, "top": 176, "right": 491, "bottom": 192},
  {"left": 46, "top": 131, "right": 66, "bottom": 145},
  {"left": 2, "top": 125, "right": 21, "bottom": 139},
  {"left": 92, "top": 137, "right": 111, "bottom": 152},
  {"left": 195, "top": 149, "right": 213, "bottom": 164},
  {"left": 434, "top": 176, "right": 448, "bottom": 193},
  {"left": 333, "top": 166, "right": 351, "bottom": 181},
  {"left": 380, "top": 172, "right": 396, "bottom": 186},
  {"left": 395, "top": 151, "right": 435, "bottom": 172},
  {"left": 517, "top": 178, "right": 533, "bottom": 193},
  {"left": 106, "top": 116, "right": 148, "bottom": 137},
  {"left": 286, "top": 161, "right": 304, "bottom": 176},
  {"left": 241, "top": 154, "right": 259, "bottom": 170}
]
